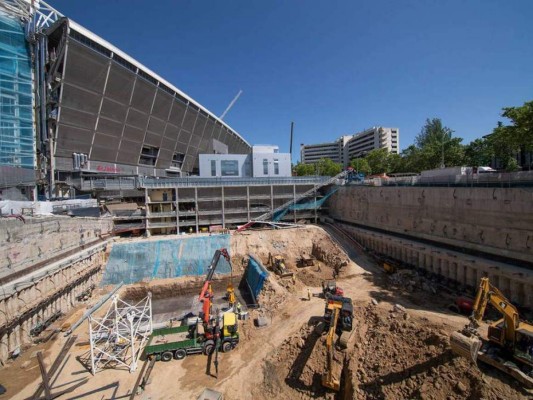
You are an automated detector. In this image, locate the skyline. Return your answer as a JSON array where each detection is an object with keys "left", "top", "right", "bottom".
[{"left": 47, "top": 0, "right": 533, "bottom": 162}]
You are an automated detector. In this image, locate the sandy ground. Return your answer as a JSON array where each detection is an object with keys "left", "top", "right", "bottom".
[{"left": 2, "top": 226, "right": 531, "bottom": 400}]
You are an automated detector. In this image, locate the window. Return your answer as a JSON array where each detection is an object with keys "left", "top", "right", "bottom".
[
  {"left": 211, "top": 160, "right": 216, "bottom": 176},
  {"left": 221, "top": 160, "right": 239, "bottom": 176},
  {"left": 263, "top": 159, "right": 268, "bottom": 175},
  {"left": 139, "top": 146, "right": 159, "bottom": 166},
  {"left": 274, "top": 159, "right": 279, "bottom": 175},
  {"left": 171, "top": 152, "right": 184, "bottom": 169}
]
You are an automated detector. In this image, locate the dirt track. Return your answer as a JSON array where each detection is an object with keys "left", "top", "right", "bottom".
[{"left": 3, "top": 226, "right": 531, "bottom": 399}]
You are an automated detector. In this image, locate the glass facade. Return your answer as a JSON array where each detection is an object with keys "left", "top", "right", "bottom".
[
  {"left": 221, "top": 160, "right": 238, "bottom": 176},
  {"left": 0, "top": 13, "right": 34, "bottom": 169}
]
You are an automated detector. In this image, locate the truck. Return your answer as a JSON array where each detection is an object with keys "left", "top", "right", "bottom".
[{"left": 144, "top": 312, "right": 239, "bottom": 362}]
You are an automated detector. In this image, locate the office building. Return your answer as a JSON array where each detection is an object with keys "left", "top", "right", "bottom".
[{"left": 300, "top": 127, "right": 399, "bottom": 167}]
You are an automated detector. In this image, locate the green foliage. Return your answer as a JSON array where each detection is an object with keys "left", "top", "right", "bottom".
[
  {"left": 464, "top": 138, "right": 493, "bottom": 167},
  {"left": 387, "top": 153, "right": 404, "bottom": 173},
  {"left": 413, "top": 118, "right": 464, "bottom": 170},
  {"left": 294, "top": 158, "right": 342, "bottom": 176},
  {"left": 504, "top": 157, "right": 519, "bottom": 172},
  {"left": 316, "top": 158, "right": 342, "bottom": 176},
  {"left": 365, "top": 148, "right": 389, "bottom": 174},
  {"left": 349, "top": 157, "right": 371, "bottom": 175},
  {"left": 501, "top": 100, "right": 533, "bottom": 151},
  {"left": 294, "top": 162, "right": 315, "bottom": 176}
]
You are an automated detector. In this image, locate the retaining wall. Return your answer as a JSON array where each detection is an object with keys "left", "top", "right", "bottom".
[
  {"left": 0, "top": 216, "right": 113, "bottom": 281},
  {"left": 0, "top": 245, "right": 107, "bottom": 363},
  {"left": 338, "top": 223, "right": 533, "bottom": 308},
  {"left": 328, "top": 186, "right": 533, "bottom": 265}
]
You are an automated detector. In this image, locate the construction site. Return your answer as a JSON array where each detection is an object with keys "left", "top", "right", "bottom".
[
  {"left": 0, "top": 181, "right": 532, "bottom": 400},
  {"left": 1, "top": 1, "right": 533, "bottom": 399}
]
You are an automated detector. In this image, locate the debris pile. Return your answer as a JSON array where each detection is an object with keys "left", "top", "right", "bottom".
[{"left": 388, "top": 269, "right": 438, "bottom": 294}]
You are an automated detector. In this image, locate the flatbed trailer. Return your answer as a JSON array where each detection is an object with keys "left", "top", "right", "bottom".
[
  {"left": 145, "top": 313, "right": 239, "bottom": 362},
  {"left": 144, "top": 325, "right": 204, "bottom": 362}
]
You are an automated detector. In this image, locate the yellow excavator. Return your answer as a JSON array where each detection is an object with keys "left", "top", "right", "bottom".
[
  {"left": 450, "top": 277, "right": 533, "bottom": 388},
  {"left": 322, "top": 295, "right": 354, "bottom": 391}
]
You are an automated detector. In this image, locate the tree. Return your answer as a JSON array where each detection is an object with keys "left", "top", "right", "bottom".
[
  {"left": 464, "top": 138, "right": 493, "bottom": 167},
  {"left": 349, "top": 157, "right": 371, "bottom": 175},
  {"left": 412, "top": 118, "right": 465, "bottom": 170},
  {"left": 365, "top": 148, "right": 389, "bottom": 174},
  {"left": 316, "top": 158, "right": 342, "bottom": 176},
  {"left": 501, "top": 100, "right": 533, "bottom": 152},
  {"left": 387, "top": 153, "right": 405, "bottom": 174},
  {"left": 294, "top": 162, "right": 315, "bottom": 176}
]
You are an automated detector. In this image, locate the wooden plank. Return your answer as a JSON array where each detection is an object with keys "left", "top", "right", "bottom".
[
  {"left": 36, "top": 352, "right": 51, "bottom": 400},
  {"left": 129, "top": 357, "right": 150, "bottom": 400},
  {"left": 32, "top": 335, "right": 77, "bottom": 398}
]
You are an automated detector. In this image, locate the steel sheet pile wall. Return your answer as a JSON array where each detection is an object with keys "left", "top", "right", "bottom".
[
  {"left": 102, "top": 235, "right": 231, "bottom": 285},
  {"left": 245, "top": 254, "right": 269, "bottom": 304}
]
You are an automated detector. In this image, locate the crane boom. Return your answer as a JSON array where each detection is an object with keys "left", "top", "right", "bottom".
[
  {"left": 198, "top": 248, "right": 231, "bottom": 325},
  {"left": 220, "top": 90, "right": 242, "bottom": 120}
]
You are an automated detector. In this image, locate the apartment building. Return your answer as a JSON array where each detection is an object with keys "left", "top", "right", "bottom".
[
  {"left": 300, "top": 135, "right": 353, "bottom": 165},
  {"left": 300, "top": 127, "right": 399, "bottom": 167},
  {"left": 345, "top": 127, "right": 399, "bottom": 160}
]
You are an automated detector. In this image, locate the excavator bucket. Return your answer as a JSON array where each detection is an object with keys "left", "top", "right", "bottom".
[{"left": 450, "top": 331, "right": 482, "bottom": 363}]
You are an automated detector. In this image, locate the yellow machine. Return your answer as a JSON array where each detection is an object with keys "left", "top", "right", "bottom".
[
  {"left": 450, "top": 277, "right": 533, "bottom": 387},
  {"left": 322, "top": 305, "right": 341, "bottom": 391},
  {"left": 322, "top": 295, "right": 354, "bottom": 391},
  {"left": 268, "top": 254, "right": 295, "bottom": 278}
]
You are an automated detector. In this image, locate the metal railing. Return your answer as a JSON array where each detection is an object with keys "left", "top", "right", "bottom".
[
  {"left": 255, "top": 170, "right": 347, "bottom": 221},
  {"left": 140, "top": 176, "right": 330, "bottom": 188}
]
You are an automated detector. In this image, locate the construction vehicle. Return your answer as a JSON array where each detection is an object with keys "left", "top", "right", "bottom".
[
  {"left": 297, "top": 253, "right": 315, "bottom": 268},
  {"left": 450, "top": 277, "right": 533, "bottom": 388},
  {"left": 267, "top": 254, "right": 294, "bottom": 278},
  {"left": 198, "top": 248, "right": 232, "bottom": 333},
  {"left": 144, "top": 312, "right": 239, "bottom": 362},
  {"left": 322, "top": 280, "right": 344, "bottom": 298},
  {"left": 322, "top": 295, "right": 354, "bottom": 390}
]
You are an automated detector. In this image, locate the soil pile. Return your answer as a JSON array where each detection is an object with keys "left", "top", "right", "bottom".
[{"left": 254, "top": 303, "right": 529, "bottom": 400}]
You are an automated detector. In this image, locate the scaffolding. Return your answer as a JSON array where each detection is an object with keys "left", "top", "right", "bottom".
[{"left": 88, "top": 293, "right": 152, "bottom": 374}]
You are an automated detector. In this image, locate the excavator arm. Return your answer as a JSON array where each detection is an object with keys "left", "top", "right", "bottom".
[
  {"left": 198, "top": 248, "right": 231, "bottom": 324},
  {"left": 322, "top": 306, "right": 341, "bottom": 391},
  {"left": 451, "top": 277, "right": 520, "bottom": 363},
  {"left": 470, "top": 277, "right": 520, "bottom": 342}
]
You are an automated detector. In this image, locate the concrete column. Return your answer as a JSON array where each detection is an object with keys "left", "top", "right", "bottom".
[
  {"left": 144, "top": 188, "right": 150, "bottom": 236},
  {"left": 194, "top": 187, "right": 199, "bottom": 233},
  {"left": 456, "top": 264, "right": 466, "bottom": 286},
  {"left": 441, "top": 259, "right": 449, "bottom": 279},
  {"left": 510, "top": 280, "right": 523, "bottom": 305},
  {"left": 221, "top": 186, "right": 225, "bottom": 229},
  {"left": 293, "top": 184, "right": 297, "bottom": 223},
  {"left": 270, "top": 185, "right": 274, "bottom": 214},
  {"left": 466, "top": 265, "right": 476, "bottom": 288},
  {"left": 175, "top": 188, "right": 180, "bottom": 234},
  {"left": 450, "top": 262, "right": 458, "bottom": 283},
  {"left": 314, "top": 189, "right": 317, "bottom": 224},
  {"left": 246, "top": 186, "right": 250, "bottom": 221}
]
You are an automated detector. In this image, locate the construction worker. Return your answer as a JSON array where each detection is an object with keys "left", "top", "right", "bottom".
[
  {"left": 307, "top": 288, "right": 311, "bottom": 301},
  {"left": 236, "top": 302, "right": 242, "bottom": 318},
  {"left": 291, "top": 275, "right": 296, "bottom": 285}
]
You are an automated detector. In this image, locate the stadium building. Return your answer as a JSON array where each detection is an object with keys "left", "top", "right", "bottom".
[{"left": 0, "top": 1, "right": 251, "bottom": 200}]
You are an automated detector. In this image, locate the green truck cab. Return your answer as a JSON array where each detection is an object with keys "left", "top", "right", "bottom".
[{"left": 144, "top": 312, "right": 239, "bottom": 362}]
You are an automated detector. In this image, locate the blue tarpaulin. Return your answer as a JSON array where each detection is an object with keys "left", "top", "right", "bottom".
[
  {"left": 245, "top": 254, "right": 269, "bottom": 304},
  {"left": 102, "top": 235, "right": 231, "bottom": 285}
]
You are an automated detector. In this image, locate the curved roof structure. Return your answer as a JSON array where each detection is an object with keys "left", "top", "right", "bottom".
[{"left": 46, "top": 17, "right": 250, "bottom": 176}]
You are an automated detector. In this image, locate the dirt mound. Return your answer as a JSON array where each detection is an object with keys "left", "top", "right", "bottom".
[{"left": 253, "top": 302, "right": 529, "bottom": 400}]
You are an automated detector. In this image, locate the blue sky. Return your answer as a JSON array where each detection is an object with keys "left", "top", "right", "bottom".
[{"left": 48, "top": 0, "right": 533, "bottom": 161}]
